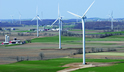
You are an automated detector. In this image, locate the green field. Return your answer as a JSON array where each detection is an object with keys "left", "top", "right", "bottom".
[
  {"left": 31, "top": 35, "right": 124, "bottom": 44},
  {"left": 86, "top": 35, "right": 124, "bottom": 41},
  {"left": 0, "top": 58, "right": 124, "bottom": 72},
  {"left": 87, "top": 31, "right": 124, "bottom": 34},
  {"left": 86, "top": 43, "right": 116, "bottom": 45},
  {"left": 86, "top": 38, "right": 124, "bottom": 41},
  {"left": 69, "top": 29, "right": 82, "bottom": 31},
  {"left": 31, "top": 36, "right": 82, "bottom": 44},
  {"left": 68, "top": 29, "right": 96, "bottom": 31},
  {"left": 86, "top": 52, "right": 124, "bottom": 56},
  {"left": 63, "top": 25, "right": 75, "bottom": 29},
  {"left": 16, "top": 30, "right": 34, "bottom": 33},
  {"left": 73, "top": 62, "right": 124, "bottom": 72}
]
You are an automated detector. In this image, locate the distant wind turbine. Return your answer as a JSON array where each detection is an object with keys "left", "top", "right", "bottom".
[
  {"left": 51, "top": 4, "right": 63, "bottom": 49},
  {"left": 108, "top": 11, "right": 114, "bottom": 31},
  {"left": 67, "top": 1, "right": 95, "bottom": 65},
  {"left": 10, "top": 15, "right": 14, "bottom": 23},
  {"left": 19, "top": 12, "right": 21, "bottom": 24},
  {"left": 31, "top": 6, "right": 42, "bottom": 37}
]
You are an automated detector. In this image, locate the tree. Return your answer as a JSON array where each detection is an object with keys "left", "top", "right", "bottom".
[
  {"left": 101, "top": 48, "right": 103, "bottom": 52},
  {"left": 91, "top": 48, "right": 95, "bottom": 53},
  {"left": 77, "top": 49, "right": 83, "bottom": 54},
  {"left": 39, "top": 52, "right": 44, "bottom": 60},
  {"left": 0, "top": 27, "right": 2, "bottom": 30}
]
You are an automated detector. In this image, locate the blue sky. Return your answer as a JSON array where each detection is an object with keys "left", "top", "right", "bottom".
[{"left": 0, "top": 0, "right": 124, "bottom": 19}]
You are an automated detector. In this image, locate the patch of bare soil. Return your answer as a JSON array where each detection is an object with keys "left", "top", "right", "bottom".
[
  {"left": 57, "top": 62, "right": 114, "bottom": 72},
  {"left": 0, "top": 47, "right": 79, "bottom": 65},
  {"left": 9, "top": 43, "right": 82, "bottom": 49}
]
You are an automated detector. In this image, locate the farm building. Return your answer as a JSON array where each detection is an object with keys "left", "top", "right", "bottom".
[{"left": 1, "top": 35, "right": 22, "bottom": 45}]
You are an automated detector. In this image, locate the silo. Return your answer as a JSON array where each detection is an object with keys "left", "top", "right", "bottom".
[
  {"left": 7, "top": 36, "right": 9, "bottom": 42},
  {"left": 5, "top": 35, "right": 8, "bottom": 42}
]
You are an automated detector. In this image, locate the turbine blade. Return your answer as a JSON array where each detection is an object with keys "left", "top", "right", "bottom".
[
  {"left": 19, "top": 12, "right": 21, "bottom": 19},
  {"left": 82, "top": 0, "right": 95, "bottom": 17},
  {"left": 107, "top": 14, "right": 111, "bottom": 18},
  {"left": 41, "top": 12, "right": 43, "bottom": 19},
  {"left": 31, "top": 16, "right": 36, "bottom": 21},
  {"left": 36, "top": 6, "right": 38, "bottom": 15},
  {"left": 58, "top": 3, "right": 60, "bottom": 17},
  {"left": 19, "top": 11, "right": 21, "bottom": 15},
  {"left": 67, "top": 11, "right": 82, "bottom": 18},
  {"left": 37, "top": 17, "right": 42, "bottom": 21},
  {"left": 111, "top": 11, "right": 113, "bottom": 18},
  {"left": 51, "top": 18, "right": 59, "bottom": 26}
]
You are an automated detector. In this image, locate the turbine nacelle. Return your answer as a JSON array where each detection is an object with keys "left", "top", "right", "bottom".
[
  {"left": 82, "top": 15, "right": 87, "bottom": 19},
  {"left": 58, "top": 16, "right": 63, "bottom": 19},
  {"left": 37, "top": 15, "right": 39, "bottom": 17}
]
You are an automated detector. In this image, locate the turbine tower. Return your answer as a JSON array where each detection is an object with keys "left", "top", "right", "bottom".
[
  {"left": 67, "top": 1, "right": 95, "bottom": 65},
  {"left": 51, "top": 4, "right": 63, "bottom": 49},
  {"left": 60, "top": 17, "right": 63, "bottom": 31},
  {"left": 31, "top": 6, "right": 42, "bottom": 37}
]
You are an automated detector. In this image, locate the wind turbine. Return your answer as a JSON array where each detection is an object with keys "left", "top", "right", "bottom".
[
  {"left": 108, "top": 11, "right": 114, "bottom": 31},
  {"left": 67, "top": 1, "right": 95, "bottom": 65},
  {"left": 19, "top": 12, "right": 21, "bottom": 24},
  {"left": 51, "top": 4, "right": 62, "bottom": 49},
  {"left": 10, "top": 15, "right": 14, "bottom": 23},
  {"left": 31, "top": 6, "right": 42, "bottom": 37}
]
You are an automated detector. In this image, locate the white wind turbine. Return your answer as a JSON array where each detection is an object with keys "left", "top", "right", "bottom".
[
  {"left": 10, "top": 15, "right": 14, "bottom": 23},
  {"left": 67, "top": 1, "right": 95, "bottom": 65},
  {"left": 51, "top": 4, "right": 62, "bottom": 49},
  {"left": 108, "top": 11, "right": 114, "bottom": 31},
  {"left": 19, "top": 12, "right": 21, "bottom": 24},
  {"left": 31, "top": 6, "right": 42, "bottom": 37}
]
